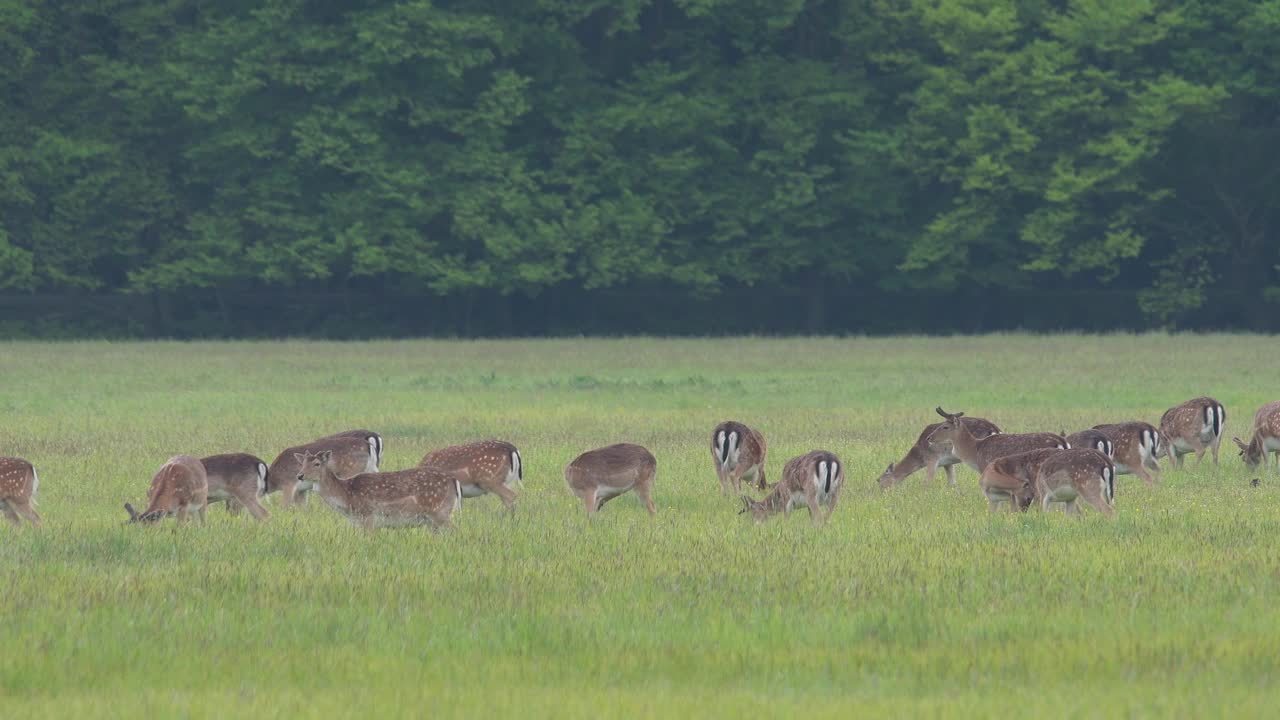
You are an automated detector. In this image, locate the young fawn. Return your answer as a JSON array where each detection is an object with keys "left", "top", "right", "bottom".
[
  {"left": 0, "top": 457, "right": 41, "bottom": 528},
  {"left": 201, "top": 453, "right": 271, "bottom": 521},
  {"left": 125, "top": 455, "right": 209, "bottom": 525},
  {"left": 564, "top": 443, "right": 657, "bottom": 515},
  {"left": 741, "top": 450, "right": 843, "bottom": 526},
  {"left": 878, "top": 416, "right": 1001, "bottom": 488},
  {"left": 296, "top": 449, "right": 461, "bottom": 531},
  {"left": 419, "top": 439, "right": 523, "bottom": 511},
  {"left": 711, "top": 421, "right": 768, "bottom": 494}
]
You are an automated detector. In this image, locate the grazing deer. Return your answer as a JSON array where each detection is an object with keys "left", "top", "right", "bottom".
[
  {"left": 266, "top": 430, "right": 381, "bottom": 507},
  {"left": 564, "top": 443, "right": 657, "bottom": 516},
  {"left": 419, "top": 440, "right": 523, "bottom": 510},
  {"left": 878, "top": 417, "right": 1001, "bottom": 489},
  {"left": 1160, "top": 397, "right": 1226, "bottom": 468},
  {"left": 977, "top": 448, "right": 1062, "bottom": 512},
  {"left": 0, "top": 457, "right": 41, "bottom": 528},
  {"left": 1233, "top": 401, "right": 1280, "bottom": 470},
  {"left": 710, "top": 421, "right": 768, "bottom": 494},
  {"left": 1065, "top": 429, "right": 1114, "bottom": 458},
  {"left": 926, "top": 408, "right": 1068, "bottom": 473},
  {"left": 1092, "top": 422, "right": 1161, "bottom": 485},
  {"left": 297, "top": 449, "right": 461, "bottom": 531},
  {"left": 201, "top": 453, "right": 271, "bottom": 522},
  {"left": 125, "top": 455, "right": 209, "bottom": 525},
  {"left": 740, "top": 450, "right": 843, "bottom": 525},
  {"left": 1034, "top": 449, "right": 1115, "bottom": 517}
]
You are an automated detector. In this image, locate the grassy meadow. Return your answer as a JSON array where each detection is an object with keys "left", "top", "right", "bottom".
[{"left": 1, "top": 335, "right": 1278, "bottom": 717}]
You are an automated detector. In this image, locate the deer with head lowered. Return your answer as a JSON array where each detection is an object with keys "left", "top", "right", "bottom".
[
  {"left": 125, "top": 455, "right": 209, "bottom": 525},
  {"left": 1065, "top": 429, "right": 1113, "bottom": 459},
  {"left": 1233, "top": 401, "right": 1280, "bottom": 471},
  {"left": 740, "top": 450, "right": 843, "bottom": 526},
  {"left": 1034, "top": 448, "right": 1116, "bottom": 517},
  {"left": 201, "top": 453, "right": 271, "bottom": 522},
  {"left": 878, "top": 416, "right": 1001, "bottom": 489},
  {"left": 0, "top": 457, "right": 42, "bottom": 528},
  {"left": 1091, "top": 422, "right": 1161, "bottom": 485},
  {"left": 564, "top": 443, "right": 657, "bottom": 516},
  {"left": 296, "top": 449, "right": 461, "bottom": 531},
  {"left": 419, "top": 439, "right": 523, "bottom": 511},
  {"left": 926, "top": 408, "right": 1068, "bottom": 473},
  {"left": 266, "top": 429, "right": 382, "bottom": 507},
  {"left": 977, "top": 448, "right": 1063, "bottom": 513},
  {"left": 1160, "top": 396, "right": 1226, "bottom": 468},
  {"left": 711, "top": 421, "right": 768, "bottom": 494}
]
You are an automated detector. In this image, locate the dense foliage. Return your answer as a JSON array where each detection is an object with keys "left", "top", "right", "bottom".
[{"left": 1, "top": 0, "right": 1277, "bottom": 333}]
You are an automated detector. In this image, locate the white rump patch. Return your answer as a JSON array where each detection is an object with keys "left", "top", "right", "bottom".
[
  {"left": 257, "top": 463, "right": 268, "bottom": 495},
  {"left": 366, "top": 438, "right": 380, "bottom": 472},
  {"left": 507, "top": 450, "right": 524, "bottom": 489},
  {"left": 714, "top": 430, "right": 727, "bottom": 465},
  {"left": 31, "top": 467, "right": 38, "bottom": 504}
]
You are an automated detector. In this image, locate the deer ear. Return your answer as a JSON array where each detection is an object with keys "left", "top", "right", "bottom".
[
  {"left": 935, "top": 406, "right": 948, "bottom": 419},
  {"left": 885, "top": 463, "right": 894, "bottom": 473},
  {"left": 293, "top": 453, "right": 307, "bottom": 463},
  {"left": 739, "top": 496, "right": 752, "bottom": 514},
  {"left": 124, "top": 502, "right": 138, "bottom": 521},
  {"left": 1233, "top": 437, "right": 1247, "bottom": 450},
  {"left": 319, "top": 450, "right": 333, "bottom": 462}
]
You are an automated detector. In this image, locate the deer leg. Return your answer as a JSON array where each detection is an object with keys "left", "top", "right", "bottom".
[
  {"left": 825, "top": 485, "right": 841, "bottom": 521},
  {"left": 805, "top": 488, "right": 822, "bottom": 526},
  {"left": 235, "top": 490, "right": 271, "bottom": 522},
  {"left": 944, "top": 462, "right": 957, "bottom": 485},
  {"left": 490, "top": 483, "right": 518, "bottom": 513},
  {"left": 1194, "top": 446, "right": 1206, "bottom": 466},
  {"left": 580, "top": 488, "right": 598, "bottom": 515},
  {"left": 634, "top": 475, "right": 657, "bottom": 517},
  {"left": 225, "top": 499, "right": 243, "bottom": 516},
  {"left": 1078, "top": 485, "right": 1115, "bottom": 518},
  {"left": 196, "top": 503, "right": 207, "bottom": 524},
  {"left": 2, "top": 505, "right": 21, "bottom": 526},
  {"left": 176, "top": 504, "right": 189, "bottom": 525},
  {"left": 716, "top": 466, "right": 731, "bottom": 495},
  {"left": 1210, "top": 436, "right": 1221, "bottom": 466},
  {"left": 1133, "top": 464, "right": 1156, "bottom": 486},
  {"left": 756, "top": 466, "right": 767, "bottom": 492}
]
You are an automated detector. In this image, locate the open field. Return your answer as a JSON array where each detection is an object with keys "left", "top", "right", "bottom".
[{"left": 2, "top": 335, "right": 1279, "bottom": 718}]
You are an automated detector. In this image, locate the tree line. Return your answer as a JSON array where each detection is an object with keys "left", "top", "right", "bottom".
[{"left": 1, "top": 0, "right": 1277, "bottom": 335}]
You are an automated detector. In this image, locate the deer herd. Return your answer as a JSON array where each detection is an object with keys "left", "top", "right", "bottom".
[{"left": 0, "top": 395, "right": 1273, "bottom": 531}]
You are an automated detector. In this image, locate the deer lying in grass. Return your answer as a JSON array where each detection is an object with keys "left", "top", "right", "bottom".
[
  {"left": 201, "top": 453, "right": 270, "bottom": 522},
  {"left": 878, "top": 417, "right": 1001, "bottom": 489},
  {"left": 710, "top": 421, "right": 768, "bottom": 494},
  {"left": 125, "top": 455, "right": 209, "bottom": 525},
  {"left": 1234, "top": 401, "right": 1280, "bottom": 470},
  {"left": 296, "top": 449, "right": 461, "bottom": 531},
  {"left": 1160, "top": 396, "right": 1225, "bottom": 468},
  {"left": 419, "top": 439, "right": 523, "bottom": 511},
  {"left": 1065, "top": 429, "right": 1113, "bottom": 459},
  {"left": 1034, "top": 449, "right": 1115, "bottom": 517},
  {"left": 1092, "top": 422, "right": 1161, "bottom": 485},
  {"left": 926, "top": 408, "right": 1067, "bottom": 473},
  {"left": 977, "top": 448, "right": 1062, "bottom": 512},
  {"left": 564, "top": 443, "right": 657, "bottom": 516},
  {"left": 0, "top": 457, "right": 41, "bottom": 528},
  {"left": 267, "top": 429, "right": 382, "bottom": 507},
  {"left": 740, "top": 450, "right": 843, "bottom": 526}
]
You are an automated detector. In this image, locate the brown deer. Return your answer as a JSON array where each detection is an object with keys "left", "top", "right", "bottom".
[
  {"left": 1065, "top": 429, "right": 1114, "bottom": 458},
  {"left": 564, "top": 443, "right": 657, "bottom": 516},
  {"left": 125, "top": 455, "right": 209, "bottom": 525},
  {"left": 1034, "top": 449, "right": 1116, "bottom": 517},
  {"left": 710, "top": 421, "right": 768, "bottom": 494},
  {"left": 0, "top": 457, "right": 41, "bottom": 528},
  {"left": 878, "top": 416, "right": 1001, "bottom": 489},
  {"left": 266, "top": 429, "right": 382, "bottom": 507},
  {"left": 296, "top": 449, "right": 461, "bottom": 531},
  {"left": 1160, "top": 396, "right": 1226, "bottom": 468},
  {"left": 740, "top": 450, "right": 844, "bottom": 525},
  {"left": 201, "top": 453, "right": 271, "bottom": 522},
  {"left": 1092, "top": 422, "right": 1161, "bottom": 485},
  {"left": 1233, "top": 401, "right": 1280, "bottom": 470},
  {"left": 926, "top": 408, "right": 1068, "bottom": 473},
  {"left": 977, "top": 448, "right": 1062, "bottom": 512},
  {"left": 419, "top": 439, "right": 523, "bottom": 510}
]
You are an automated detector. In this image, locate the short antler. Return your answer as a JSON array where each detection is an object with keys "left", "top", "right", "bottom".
[
  {"left": 123, "top": 502, "right": 138, "bottom": 522},
  {"left": 936, "top": 406, "right": 964, "bottom": 420}
]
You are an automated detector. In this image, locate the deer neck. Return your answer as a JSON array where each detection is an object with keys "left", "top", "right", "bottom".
[
  {"left": 948, "top": 426, "right": 981, "bottom": 465},
  {"left": 313, "top": 464, "right": 353, "bottom": 508},
  {"left": 894, "top": 446, "right": 927, "bottom": 480}
]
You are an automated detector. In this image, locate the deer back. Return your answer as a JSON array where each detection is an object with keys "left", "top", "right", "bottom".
[
  {"left": 419, "top": 439, "right": 520, "bottom": 485},
  {"left": 202, "top": 453, "right": 269, "bottom": 497},
  {"left": 0, "top": 457, "right": 36, "bottom": 501},
  {"left": 268, "top": 435, "right": 376, "bottom": 491}
]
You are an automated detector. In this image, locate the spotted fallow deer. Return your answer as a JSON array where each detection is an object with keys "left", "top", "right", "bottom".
[
  {"left": 296, "top": 449, "right": 461, "bottom": 531},
  {"left": 0, "top": 457, "right": 41, "bottom": 528},
  {"left": 740, "top": 450, "right": 843, "bottom": 526},
  {"left": 564, "top": 443, "right": 657, "bottom": 516},
  {"left": 266, "top": 430, "right": 381, "bottom": 507},
  {"left": 1160, "top": 396, "right": 1226, "bottom": 468},
  {"left": 419, "top": 440, "right": 523, "bottom": 510},
  {"left": 878, "top": 417, "right": 1001, "bottom": 489},
  {"left": 977, "top": 448, "right": 1063, "bottom": 512},
  {"left": 926, "top": 408, "right": 1068, "bottom": 473},
  {"left": 1034, "top": 448, "right": 1116, "bottom": 517},
  {"left": 1091, "top": 422, "right": 1161, "bottom": 485},
  {"left": 1065, "top": 429, "right": 1114, "bottom": 459},
  {"left": 1234, "top": 401, "right": 1280, "bottom": 470},
  {"left": 125, "top": 454, "right": 209, "bottom": 525},
  {"left": 201, "top": 453, "right": 271, "bottom": 522},
  {"left": 710, "top": 421, "right": 768, "bottom": 494}
]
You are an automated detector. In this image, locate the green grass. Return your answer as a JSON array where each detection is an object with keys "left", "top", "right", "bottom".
[{"left": 1, "top": 335, "right": 1278, "bottom": 718}]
